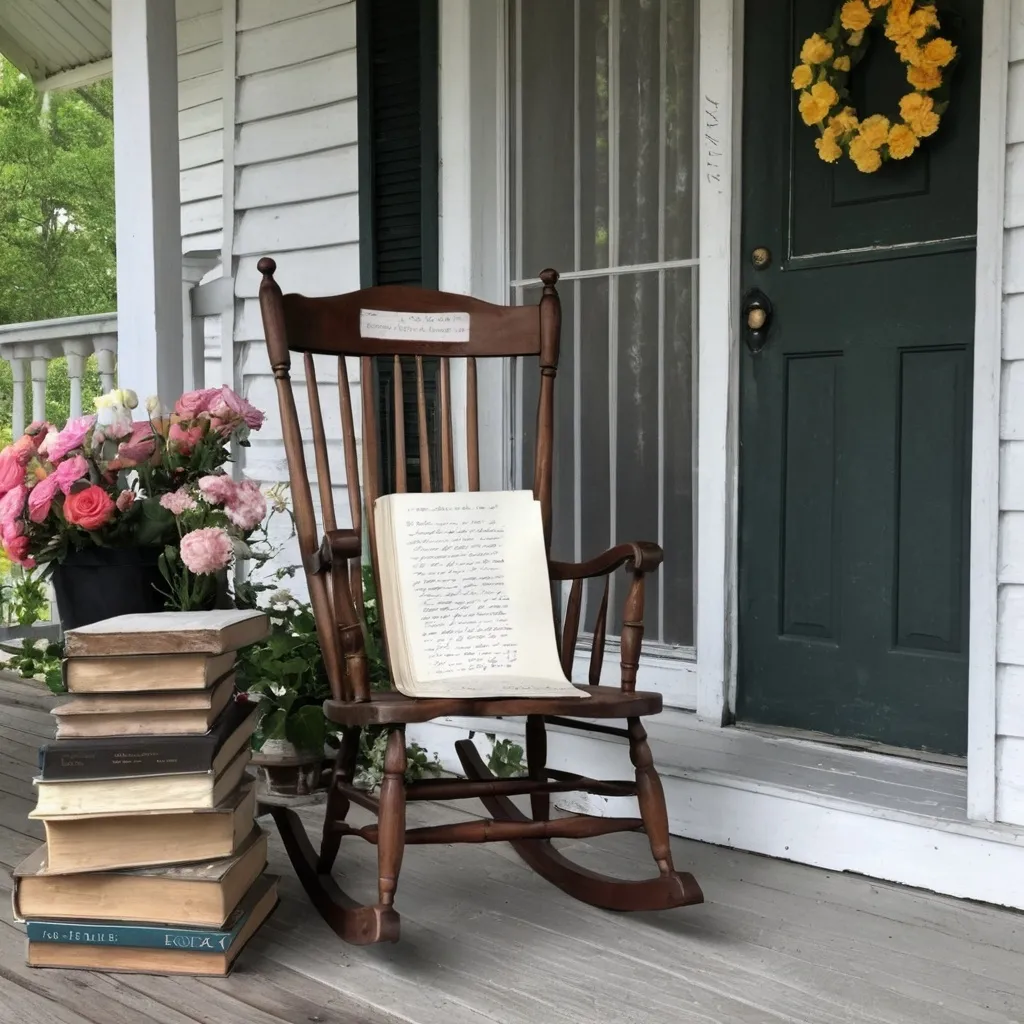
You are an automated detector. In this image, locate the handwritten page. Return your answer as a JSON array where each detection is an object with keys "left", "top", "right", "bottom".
[
  {"left": 359, "top": 309, "right": 470, "bottom": 342},
  {"left": 375, "top": 491, "right": 585, "bottom": 699}
]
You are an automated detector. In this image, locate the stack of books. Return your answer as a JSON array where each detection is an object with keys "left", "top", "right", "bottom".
[{"left": 12, "top": 609, "right": 279, "bottom": 976}]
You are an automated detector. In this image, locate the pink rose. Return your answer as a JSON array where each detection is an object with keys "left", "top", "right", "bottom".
[
  {"left": 169, "top": 421, "right": 205, "bottom": 455},
  {"left": 4, "top": 529, "right": 33, "bottom": 568},
  {"left": 54, "top": 455, "right": 89, "bottom": 495},
  {"left": 63, "top": 485, "right": 115, "bottom": 531},
  {"left": 224, "top": 480, "right": 267, "bottom": 531},
  {"left": 160, "top": 487, "right": 197, "bottom": 515},
  {"left": 48, "top": 415, "right": 96, "bottom": 462},
  {"left": 11, "top": 435, "right": 36, "bottom": 466},
  {"left": 208, "top": 387, "right": 265, "bottom": 431},
  {"left": 198, "top": 474, "right": 237, "bottom": 506},
  {"left": 0, "top": 449, "right": 25, "bottom": 495},
  {"left": 0, "top": 484, "right": 28, "bottom": 526},
  {"left": 36, "top": 427, "right": 58, "bottom": 458},
  {"left": 174, "top": 388, "right": 219, "bottom": 420},
  {"left": 180, "top": 527, "right": 233, "bottom": 575},
  {"left": 109, "top": 421, "right": 157, "bottom": 469},
  {"left": 27, "top": 475, "right": 60, "bottom": 523},
  {"left": 116, "top": 489, "right": 136, "bottom": 512}
]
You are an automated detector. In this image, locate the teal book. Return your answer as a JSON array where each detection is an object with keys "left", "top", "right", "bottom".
[{"left": 25, "top": 873, "right": 266, "bottom": 951}]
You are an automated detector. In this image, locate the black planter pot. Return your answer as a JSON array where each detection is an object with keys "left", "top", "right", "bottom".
[{"left": 52, "top": 546, "right": 167, "bottom": 631}]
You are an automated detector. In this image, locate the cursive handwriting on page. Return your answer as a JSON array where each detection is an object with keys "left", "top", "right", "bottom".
[{"left": 405, "top": 508, "right": 519, "bottom": 676}]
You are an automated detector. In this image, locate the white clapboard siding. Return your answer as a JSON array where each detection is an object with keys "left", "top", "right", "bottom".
[
  {"left": 236, "top": 246, "right": 360, "bottom": 299},
  {"left": 236, "top": 148, "right": 358, "bottom": 209},
  {"left": 996, "top": 0, "right": 1024, "bottom": 825},
  {"left": 236, "top": 102, "right": 358, "bottom": 166},
  {"left": 227, "top": 0, "right": 361, "bottom": 593},
  {"left": 177, "top": 0, "right": 224, "bottom": 252}
]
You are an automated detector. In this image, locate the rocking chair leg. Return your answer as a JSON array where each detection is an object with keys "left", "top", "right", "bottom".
[
  {"left": 526, "top": 715, "right": 549, "bottom": 821},
  {"left": 318, "top": 725, "right": 361, "bottom": 873},
  {"left": 627, "top": 716, "right": 674, "bottom": 876},
  {"left": 376, "top": 726, "right": 407, "bottom": 909}
]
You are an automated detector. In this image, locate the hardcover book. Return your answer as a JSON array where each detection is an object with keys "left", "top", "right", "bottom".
[
  {"left": 31, "top": 747, "right": 251, "bottom": 816},
  {"left": 374, "top": 490, "right": 587, "bottom": 699},
  {"left": 51, "top": 674, "right": 236, "bottom": 739},
  {"left": 13, "top": 827, "right": 268, "bottom": 928},
  {"left": 26, "top": 875, "right": 278, "bottom": 976},
  {"left": 63, "top": 649, "right": 236, "bottom": 694},
  {"left": 38, "top": 783, "right": 257, "bottom": 874},
  {"left": 38, "top": 698, "right": 257, "bottom": 781},
  {"left": 63, "top": 608, "right": 268, "bottom": 659}
]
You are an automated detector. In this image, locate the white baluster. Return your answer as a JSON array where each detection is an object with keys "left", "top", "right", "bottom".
[
  {"left": 30, "top": 357, "right": 48, "bottom": 425},
  {"left": 9, "top": 358, "right": 26, "bottom": 437},
  {"left": 94, "top": 335, "right": 117, "bottom": 393},
  {"left": 62, "top": 340, "right": 92, "bottom": 419}
]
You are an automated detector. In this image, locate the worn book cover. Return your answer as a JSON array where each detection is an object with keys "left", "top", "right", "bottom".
[
  {"left": 63, "top": 649, "right": 236, "bottom": 693},
  {"left": 63, "top": 609, "right": 268, "bottom": 658},
  {"left": 38, "top": 699, "right": 257, "bottom": 781}
]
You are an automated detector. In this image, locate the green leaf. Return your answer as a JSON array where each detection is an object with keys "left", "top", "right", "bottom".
[
  {"left": 260, "top": 708, "right": 287, "bottom": 741},
  {"left": 285, "top": 704, "right": 326, "bottom": 754}
]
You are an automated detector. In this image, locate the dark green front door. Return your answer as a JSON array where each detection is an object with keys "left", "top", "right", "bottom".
[{"left": 736, "top": 1, "right": 982, "bottom": 755}]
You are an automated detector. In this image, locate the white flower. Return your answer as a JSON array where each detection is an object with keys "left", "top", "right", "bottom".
[
  {"left": 269, "top": 682, "right": 287, "bottom": 697},
  {"left": 145, "top": 395, "right": 169, "bottom": 417},
  {"left": 268, "top": 589, "right": 294, "bottom": 607}
]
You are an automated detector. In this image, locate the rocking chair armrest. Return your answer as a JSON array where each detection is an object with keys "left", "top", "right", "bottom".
[
  {"left": 308, "top": 529, "right": 371, "bottom": 702},
  {"left": 549, "top": 541, "right": 664, "bottom": 581}
]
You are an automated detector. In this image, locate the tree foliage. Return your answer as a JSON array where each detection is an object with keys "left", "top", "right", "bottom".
[{"left": 0, "top": 56, "right": 114, "bottom": 434}]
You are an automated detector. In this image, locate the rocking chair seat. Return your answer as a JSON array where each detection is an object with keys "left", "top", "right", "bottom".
[{"left": 323, "top": 685, "right": 663, "bottom": 727}]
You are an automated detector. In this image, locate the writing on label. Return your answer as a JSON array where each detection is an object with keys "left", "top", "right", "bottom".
[{"left": 360, "top": 309, "right": 470, "bottom": 342}]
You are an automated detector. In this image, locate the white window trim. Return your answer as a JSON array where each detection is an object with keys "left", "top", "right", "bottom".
[{"left": 437, "top": 0, "right": 1009, "bottom": 825}]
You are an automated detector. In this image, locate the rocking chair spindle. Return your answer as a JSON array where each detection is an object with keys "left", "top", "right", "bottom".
[{"left": 256, "top": 256, "right": 703, "bottom": 945}]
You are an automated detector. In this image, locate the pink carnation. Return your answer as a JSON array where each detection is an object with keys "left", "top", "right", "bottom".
[
  {"left": 198, "top": 474, "right": 237, "bottom": 506},
  {"left": 160, "top": 487, "right": 197, "bottom": 515},
  {"left": 54, "top": 455, "right": 89, "bottom": 495},
  {"left": 36, "top": 427, "right": 58, "bottom": 458},
  {"left": 10, "top": 435, "right": 36, "bottom": 466},
  {"left": 0, "top": 449, "right": 25, "bottom": 495},
  {"left": 175, "top": 388, "right": 219, "bottom": 420},
  {"left": 116, "top": 489, "right": 136, "bottom": 512},
  {"left": 180, "top": 527, "right": 233, "bottom": 575},
  {"left": 224, "top": 480, "right": 267, "bottom": 531},
  {"left": 48, "top": 415, "right": 96, "bottom": 462}
]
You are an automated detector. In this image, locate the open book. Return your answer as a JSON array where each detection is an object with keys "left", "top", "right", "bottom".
[{"left": 374, "top": 490, "right": 586, "bottom": 700}]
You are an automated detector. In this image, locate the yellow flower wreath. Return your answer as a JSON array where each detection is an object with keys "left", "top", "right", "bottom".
[{"left": 792, "top": 0, "right": 957, "bottom": 173}]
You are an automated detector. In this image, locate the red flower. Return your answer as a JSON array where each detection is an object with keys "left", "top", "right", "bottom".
[{"left": 63, "top": 485, "right": 116, "bottom": 531}]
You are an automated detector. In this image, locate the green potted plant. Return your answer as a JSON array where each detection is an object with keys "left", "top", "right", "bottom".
[{"left": 235, "top": 592, "right": 336, "bottom": 798}]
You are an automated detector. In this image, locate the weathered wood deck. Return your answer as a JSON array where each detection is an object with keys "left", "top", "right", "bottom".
[{"left": 1, "top": 674, "right": 1023, "bottom": 1024}]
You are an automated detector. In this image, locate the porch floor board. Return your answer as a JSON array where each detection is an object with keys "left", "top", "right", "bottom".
[{"left": 1, "top": 675, "right": 1023, "bottom": 1023}]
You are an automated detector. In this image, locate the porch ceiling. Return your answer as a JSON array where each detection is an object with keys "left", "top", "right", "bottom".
[{"left": 0, "top": 0, "right": 111, "bottom": 82}]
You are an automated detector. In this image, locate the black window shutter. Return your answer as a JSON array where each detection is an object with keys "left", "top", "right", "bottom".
[{"left": 358, "top": 0, "right": 441, "bottom": 494}]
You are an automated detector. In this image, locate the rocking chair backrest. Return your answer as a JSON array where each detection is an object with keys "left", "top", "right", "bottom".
[{"left": 256, "top": 257, "right": 562, "bottom": 704}]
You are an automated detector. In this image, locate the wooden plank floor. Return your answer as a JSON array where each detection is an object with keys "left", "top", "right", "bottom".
[{"left": 2, "top": 675, "right": 1024, "bottom": 1023}]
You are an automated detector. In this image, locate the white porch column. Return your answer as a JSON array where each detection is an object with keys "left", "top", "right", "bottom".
[
  {"left": 181, "top": 253, "right": 221, "bottom": 392},
  {"left": 30, "top": 356, "right": 48, "bottom": 425},
  {"left": 111, "top": 0, "right": 183, "bottom": 402},
  {"left": 93, "top": 335, "right": 118, "bottom": 394},
  {"left": 9, "top": 358, "right": 26, "bottom": 437},
  {"left": 62, "top": 339, "right": 93, "bottom": 418}
]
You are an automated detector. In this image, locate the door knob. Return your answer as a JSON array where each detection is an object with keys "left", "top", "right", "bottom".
[{"left": 742, "top": 289, "right": 773, "bottom": 354}]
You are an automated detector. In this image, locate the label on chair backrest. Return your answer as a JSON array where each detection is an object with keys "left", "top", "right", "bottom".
[{"left": 359, "top": 309, "right": 470, "bottom": 342}]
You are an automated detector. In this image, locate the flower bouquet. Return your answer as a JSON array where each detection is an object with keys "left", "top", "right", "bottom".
[{"left": 0, "top": 384, "right": 273, "bottom": 629}]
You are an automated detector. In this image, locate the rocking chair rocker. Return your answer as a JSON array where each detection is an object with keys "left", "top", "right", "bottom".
[{"left": 257, "top": 258, "right": 704, "bottom": 945}]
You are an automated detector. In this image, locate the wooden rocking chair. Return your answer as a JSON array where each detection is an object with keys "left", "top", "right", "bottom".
[{"left": 257, "top": 257, "right": 704, "bottom": 945}]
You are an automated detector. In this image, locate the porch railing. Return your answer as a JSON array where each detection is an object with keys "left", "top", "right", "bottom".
[{"left": 0, "top": 257, "right": 223, "bottom": 437}]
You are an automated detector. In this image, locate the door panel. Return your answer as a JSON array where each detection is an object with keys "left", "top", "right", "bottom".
[{"left": 737, "top": 0, "right": 981, "bottom": 755}]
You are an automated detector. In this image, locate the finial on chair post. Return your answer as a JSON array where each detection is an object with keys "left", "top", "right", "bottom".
[
  {"left": 540, "top": 268, "right": 560, "bottom": 294},
  {"left": 257, "top": 256, "right": 278, "bottom": 279}
]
